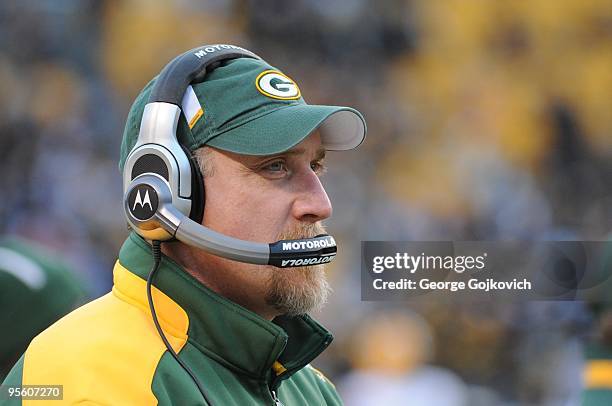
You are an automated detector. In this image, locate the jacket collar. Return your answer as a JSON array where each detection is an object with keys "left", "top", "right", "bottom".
[{"left": 116, "top": 233, "right": 333, "bottom": 382}]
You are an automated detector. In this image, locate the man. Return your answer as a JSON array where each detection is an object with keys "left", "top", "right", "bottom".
[
  {"left": 2, "top": 50, "right": 365, "bottom": 405},
  {"left": 0, "top": 236, "right": 84, "bottom": 381}
]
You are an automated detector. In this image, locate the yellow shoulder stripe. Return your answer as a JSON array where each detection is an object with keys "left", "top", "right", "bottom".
[
  {"left": 22, "top": 261, "right": 189, "bottom": 405},
  {"left": 584, "top": 360, "right": 612, "bottom": 389}
]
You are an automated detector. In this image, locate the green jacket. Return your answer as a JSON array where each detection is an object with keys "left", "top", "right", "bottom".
[{"left": 2, "top": 233, "right": 342, "bottom": 405}]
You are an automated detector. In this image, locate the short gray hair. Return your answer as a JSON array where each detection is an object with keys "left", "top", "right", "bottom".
[{"left": 193, "top": 146, "right": 214, "bottom": 178}]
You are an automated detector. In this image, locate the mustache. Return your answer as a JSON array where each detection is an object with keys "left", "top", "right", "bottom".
[{"left": 277, "top": 223, "right": 327, "bottom": 241}]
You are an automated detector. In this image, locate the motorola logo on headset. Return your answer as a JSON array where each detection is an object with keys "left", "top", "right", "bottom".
[
  {"left": 281, "top": 255, "right": 335, "bottom": 267},
  {"left": 128, "top": 185, "right": 158, "bottom": 220},
  {"left": 281, "top": 236, "right": 336, "bottom": 251},
  {"left": 133, "top": 189, "right": 153, "bottom": 211},
  {"left": 193, "top": 44, "right": 247, "bottom": 59},
  {"left": 255, "top": 70, "right": 301, "bottom": 100}
]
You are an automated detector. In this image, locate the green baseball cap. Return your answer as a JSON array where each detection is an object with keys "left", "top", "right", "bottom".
[{"left": 119, "top": 57, "right": 367, "bottom": 171}]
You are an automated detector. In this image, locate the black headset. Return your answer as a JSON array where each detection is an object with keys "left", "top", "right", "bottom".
[
  {"left": 122, "top": 45, "right": 338, "bottom": 405},
  {"left": 122, "top": 44, "right": 338, "bottom": 267}
]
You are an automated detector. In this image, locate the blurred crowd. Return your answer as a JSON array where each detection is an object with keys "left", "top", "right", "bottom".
[{"left": 1, "top": 1, "right": 612, "bottom": 404}]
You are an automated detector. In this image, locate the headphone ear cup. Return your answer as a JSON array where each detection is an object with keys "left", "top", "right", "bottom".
[{"left": 182, "top": 145, "right": 205, "bottom": 224}]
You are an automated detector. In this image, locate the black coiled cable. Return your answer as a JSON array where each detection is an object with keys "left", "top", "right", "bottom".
[{"left": 146, "top": 240, "right": 213, "bottom": 405}]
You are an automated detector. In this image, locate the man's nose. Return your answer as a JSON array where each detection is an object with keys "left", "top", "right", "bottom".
[{"left": 291, "top": 170, "right": 333, "bottom": 223}]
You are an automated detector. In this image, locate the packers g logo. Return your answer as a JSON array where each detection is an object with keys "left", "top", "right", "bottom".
[{"left": 255, "top": 70, "right": 301, "bottom": 100}]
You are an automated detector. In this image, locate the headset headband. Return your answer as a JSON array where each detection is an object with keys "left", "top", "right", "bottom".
[{"left": 149, "top": 45, "right": 260, "bottom": 105}]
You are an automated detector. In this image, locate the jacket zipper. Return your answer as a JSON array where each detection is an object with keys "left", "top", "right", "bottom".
[{"left": 271, "top": 390, "right": 284, "bottom": 406}]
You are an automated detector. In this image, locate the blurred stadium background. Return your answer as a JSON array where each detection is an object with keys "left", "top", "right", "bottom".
[{"left": 1, "top": 1, "right": 612, "bottom": 405}]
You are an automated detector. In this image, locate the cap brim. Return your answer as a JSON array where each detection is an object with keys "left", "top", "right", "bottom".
[{"left": 205, "top": 104, "right": 366, "bottom": 155}]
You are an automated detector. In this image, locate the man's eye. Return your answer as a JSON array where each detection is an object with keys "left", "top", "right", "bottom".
[
  {"left": 311, "top": 161, "right": 327, "bottom": 176},
  {"left": 264, "top": 161, "right": 287, "bottom": 172}
]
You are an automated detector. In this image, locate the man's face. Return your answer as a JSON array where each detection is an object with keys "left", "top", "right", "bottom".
[{"left": 192, "top": 131, "right": 333, "bottom": 318}]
